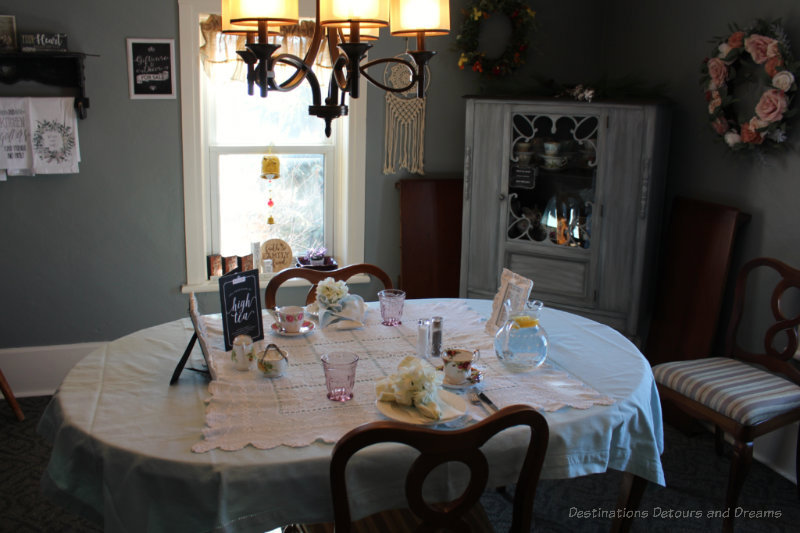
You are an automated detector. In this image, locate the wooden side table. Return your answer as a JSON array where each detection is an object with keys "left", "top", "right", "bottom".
[
  {"left": 0, "top": 368, "right": 24, "bottom": 421},
  {"left": 397, "top": 178, "right": 463, "bottom": 299}
]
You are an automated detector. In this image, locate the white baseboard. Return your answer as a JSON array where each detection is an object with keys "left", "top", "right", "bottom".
[{"left": 0, "top": 342, "right": 104, "bottom": 397}]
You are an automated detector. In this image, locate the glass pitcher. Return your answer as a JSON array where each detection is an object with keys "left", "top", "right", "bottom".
[{"left": 494, "top": 298, "right": 549, "bottom": 372}]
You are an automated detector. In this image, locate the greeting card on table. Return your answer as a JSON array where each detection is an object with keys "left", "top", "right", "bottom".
[{"left": 218, "top": 269, "right": 264, "bottom": 351}]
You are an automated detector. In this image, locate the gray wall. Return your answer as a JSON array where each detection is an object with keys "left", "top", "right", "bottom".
[
  {"left": 1, "top": 0, "right": 186, "bottom": 346},
  {"left": 1, "top": 0, "right": 797, "bottom": 349}
]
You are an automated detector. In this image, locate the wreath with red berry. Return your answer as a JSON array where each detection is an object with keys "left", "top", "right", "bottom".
[
  {"left": 455, "top": 0, "right": 536, "bottom": 78},
  {"left": 702, "top": 19, "right": 799, "bottom": 151}
]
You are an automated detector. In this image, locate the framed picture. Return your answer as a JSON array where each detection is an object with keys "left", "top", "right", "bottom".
[
  {"left": 218, "top": 268, "right": 264, "bottom": 351},
  {"left": 486, "top": 268, "right": 534, "bottom": 335},
  {"left": 0, "top": 15, "right": 16, "bottom": 51},
  {"left": 126, "top": 38, "right": 176, "bottom": 99}
]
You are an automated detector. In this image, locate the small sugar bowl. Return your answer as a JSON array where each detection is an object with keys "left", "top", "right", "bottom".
[{"left": 258, "top": 343, "right": 288, "bottom": 378}]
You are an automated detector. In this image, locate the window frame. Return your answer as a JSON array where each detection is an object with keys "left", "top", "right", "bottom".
[{"left": 178, "top": 0, "right": 366, "bottom": 293}]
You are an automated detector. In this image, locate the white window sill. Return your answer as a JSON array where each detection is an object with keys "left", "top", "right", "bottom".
[{"left": 181, "top": 273, "right": 370, "bottom": 294}]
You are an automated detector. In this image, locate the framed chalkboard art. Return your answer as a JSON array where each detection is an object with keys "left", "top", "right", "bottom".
[
  {"left": 218, "top": 269, "right": 264, "bottom": 351},
  {"left": 126, "top": 38, "right": 176, "bottom": 99}
]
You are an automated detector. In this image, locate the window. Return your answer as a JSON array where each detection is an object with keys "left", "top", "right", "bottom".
[
  {"left": 205, "top": 44, "right": 333, "bottom": 258},
  {"left": 178, "top": 0, "right": 365, "bottom": 292}
]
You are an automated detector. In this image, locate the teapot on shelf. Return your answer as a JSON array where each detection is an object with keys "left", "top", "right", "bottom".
[{"left": 493, "top": 298, "right": 549, "bottom": 372}]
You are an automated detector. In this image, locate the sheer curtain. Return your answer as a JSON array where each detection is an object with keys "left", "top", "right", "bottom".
[{"left": 199, "top": 15, "right": 331, "bottom": 85}]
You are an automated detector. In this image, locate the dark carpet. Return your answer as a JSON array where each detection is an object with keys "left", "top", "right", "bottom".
[{"left": 2, "top": 396, "right": 798, "bottom": 532}]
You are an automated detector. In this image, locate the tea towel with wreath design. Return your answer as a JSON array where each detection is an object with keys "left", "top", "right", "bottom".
[{"left": 28, "top": 97, "right": 80, "bottom": 174}]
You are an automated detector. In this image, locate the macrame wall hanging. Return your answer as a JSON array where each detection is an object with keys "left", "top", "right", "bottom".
[{"left": 383, "top": 52, "right": 430, "bottom": 175}]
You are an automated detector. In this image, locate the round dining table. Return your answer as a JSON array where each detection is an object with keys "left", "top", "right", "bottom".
[{"left": 38, "top": 298, "right": 664, "bottom": 533}]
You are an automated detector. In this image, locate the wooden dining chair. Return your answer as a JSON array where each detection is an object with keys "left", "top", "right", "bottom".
[
  {"left": 652, "top": 257, "right": 800, "bottom": 533},
  {"left": 0, "top": 367, "right": 25, "bottom": 421},
  {"left": 264, "top": 263, "right": 393, "bottom": 309},
  {"left": 295, "top": 404, "right": 549, "bottom": 533}
]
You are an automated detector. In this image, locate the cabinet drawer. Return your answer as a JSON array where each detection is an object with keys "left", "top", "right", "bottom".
[{"left": 507, "top": 253, "right": 591, "bottom": 302}]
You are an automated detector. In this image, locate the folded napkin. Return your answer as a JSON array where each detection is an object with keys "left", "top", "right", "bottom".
[
  {"left": 319, "top": 294, "right": 367, "bottom": 330},
  {"left": 376, "top": 356, "right": 444, "bottom": 419}
]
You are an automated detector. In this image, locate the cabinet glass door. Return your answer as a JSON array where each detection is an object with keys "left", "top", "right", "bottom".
[{"left": 507, "top": 113, "right": 599, "bottom": 249}]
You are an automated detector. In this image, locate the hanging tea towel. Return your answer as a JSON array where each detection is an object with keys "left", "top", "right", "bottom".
[
  {"left": 27, "top": 97, "right": 80, "bottom": 174},
  {"left": 0, "top": 97, "right": 33, "bottom": 172}
]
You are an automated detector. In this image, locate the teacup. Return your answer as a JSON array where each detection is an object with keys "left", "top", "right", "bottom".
[
  {"left": 258, "top": 343, "right": 288, "bottom": 378},
  {"left": 517, "top": 152, "right": 533, "bottom": 166},
  {"left": 232, "top": 334, "right": 255, "bottom": 371},
  {"left": 271, "top": 306, "right": 307, "bottom": 333},
  {"left": 516, "top": 141, "right": 532, "bottom": 153},
  {"left": 543, "top": 141, "right": 561, "bottom": 155},
  {"left": 441, "top": 348, "right": 481, "bottom": 385}
]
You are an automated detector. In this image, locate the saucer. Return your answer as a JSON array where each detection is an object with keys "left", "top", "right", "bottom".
[
  {"left": 271, "top": 321, "right": 315, "bottom": 337},
  {"left": 539, "top": 154, "right": 569, "bottom": 170},
  {"left": 441, "top": 367, "right": 484, "bottom": 389}
]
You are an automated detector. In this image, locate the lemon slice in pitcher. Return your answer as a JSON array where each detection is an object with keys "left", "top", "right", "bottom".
[{"left": 511, "top": 316, "right": 539, "bottom": 329}]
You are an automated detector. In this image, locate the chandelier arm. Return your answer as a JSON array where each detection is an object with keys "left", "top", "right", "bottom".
[
  {"left": 359, "top": 57, "right": 418, "bottom": 93},
  {"left": 279, "top": 3, "right": 327, "bottom": 90},
  {"left": 271, "top": 55, "right": 322, "bottom": 107},
  {"left": 329, "top": 30, "right": 347, "bottom": 91},
  {"left": 331, "top": 54, "right": 349, "bottom": 92}
]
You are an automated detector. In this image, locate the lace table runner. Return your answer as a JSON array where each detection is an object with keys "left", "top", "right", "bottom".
[{"left": 192, "top": 300, "right": 613, "bottom": 453}]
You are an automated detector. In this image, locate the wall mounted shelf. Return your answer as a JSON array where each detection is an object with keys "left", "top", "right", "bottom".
[{"left": 0, "top": 51, "right": 91, "bottom": 118}]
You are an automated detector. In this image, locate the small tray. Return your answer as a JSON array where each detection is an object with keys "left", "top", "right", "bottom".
[{"left": 296, "top": 256, "right": 339, "bottom": 271}]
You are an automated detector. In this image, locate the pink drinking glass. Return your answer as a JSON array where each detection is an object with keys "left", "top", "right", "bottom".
[
  {"left": 378, "top": 289, "right": 406, "bottom": 326},
  {"left": 321, "top": 351, "right": 359, "bottom": 401}
]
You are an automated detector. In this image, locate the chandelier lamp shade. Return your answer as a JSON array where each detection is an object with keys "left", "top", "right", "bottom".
[{"left": 224, "top": 0, "right": 450, "bottom": 136}]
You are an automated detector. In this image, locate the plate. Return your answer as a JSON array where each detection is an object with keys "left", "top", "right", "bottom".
[
  {"left": 441, "top": 367, "right": 485, "bottom": 389},
  {"left": 270, "top": 321, "right": 315, "bottom": 337},
  {"left": 375, "top": 390, "right": 467, "bottom": 426}
]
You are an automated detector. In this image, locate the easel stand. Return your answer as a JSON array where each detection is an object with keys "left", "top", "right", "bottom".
[{"left": 170, "top": 333, "right": 210, "bottom": 385}]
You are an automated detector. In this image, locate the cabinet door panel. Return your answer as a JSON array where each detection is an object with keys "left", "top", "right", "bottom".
[
  {"left": 461, "top": 101, "right": 508, "bottom": 297},
  {"left": 507, "top": 253, "right": 589, "bottom": 302},
  {"left": 594, "top": 107, "right": 645, "bottom": 313}
]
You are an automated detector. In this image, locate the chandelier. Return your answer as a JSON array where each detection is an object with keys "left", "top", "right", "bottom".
[{"left": 223, "top": 0, "right": 450, "bottom": 136}]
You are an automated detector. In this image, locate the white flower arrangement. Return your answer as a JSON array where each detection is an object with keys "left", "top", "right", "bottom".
[
  {"left": 316, "top": 277, "right": 349, "bottom": 308},
  {"left": 375, "top": 356, "right": 443, "bottom": 419}
]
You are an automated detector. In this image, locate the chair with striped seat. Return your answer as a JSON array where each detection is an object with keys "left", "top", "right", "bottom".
[{"left": 653, "top": 257, "right": 800, "bottom": 533}]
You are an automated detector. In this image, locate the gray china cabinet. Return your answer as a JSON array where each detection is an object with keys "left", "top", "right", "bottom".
[{"left": 459, "top": 97, "right": 671, "bottom": 343}]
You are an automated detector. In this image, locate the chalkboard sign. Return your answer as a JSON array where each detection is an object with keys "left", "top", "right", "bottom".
[
  {"left": 218, "top": 269, "right": 264, "bottom": 351},
  {"left": 126, "top": 38, "right": 176, "bottom": 99},
  {"left": 510, "top": 166, "right": 537, "bottom": 189}
]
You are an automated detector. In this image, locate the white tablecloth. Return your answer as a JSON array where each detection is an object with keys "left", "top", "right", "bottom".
[{"left": 38, "top": 299, "right": 664, "bottom": 533}]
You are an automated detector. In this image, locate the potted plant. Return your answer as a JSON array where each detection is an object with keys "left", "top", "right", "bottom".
[{"left": 305, "top": 246, "right": 327, "bottom": 266}]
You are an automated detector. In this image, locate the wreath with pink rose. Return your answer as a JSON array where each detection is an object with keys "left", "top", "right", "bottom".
[{"left": 702, "top": 19, "right": 799, "bottom": 152}]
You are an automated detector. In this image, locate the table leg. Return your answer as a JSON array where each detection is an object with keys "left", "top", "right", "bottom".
[{"left": 609, "top": 472, "right": 647, "bottom": 533}]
